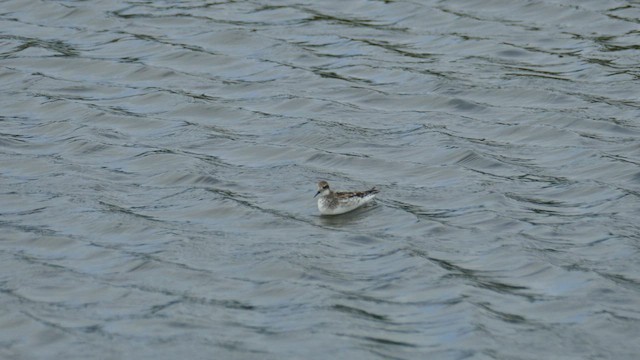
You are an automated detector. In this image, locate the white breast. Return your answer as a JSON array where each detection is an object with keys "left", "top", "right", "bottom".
[{"left": 318, "top": 194, "right": 376, "bottom": 215}]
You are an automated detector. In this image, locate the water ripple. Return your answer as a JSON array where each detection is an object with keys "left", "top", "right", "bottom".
[{"left": 2, "top": 0, "right": 640, "bottom": 359}]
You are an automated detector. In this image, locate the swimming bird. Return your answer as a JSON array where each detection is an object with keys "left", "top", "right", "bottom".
[{"left": 314, "top": 180, "right": 379, "bottom": 215}]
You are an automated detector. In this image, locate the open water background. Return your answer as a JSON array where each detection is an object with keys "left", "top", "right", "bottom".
[{"left": 1, "top": 0, "right": 640, "bottom": 359}]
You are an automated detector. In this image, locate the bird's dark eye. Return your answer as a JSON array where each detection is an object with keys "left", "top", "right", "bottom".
[{"left": 323, "top": 185, "right": 329, "bottom": 189}]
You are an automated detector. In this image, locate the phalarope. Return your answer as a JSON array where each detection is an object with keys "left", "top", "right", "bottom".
[{"left": 314, "top": 180, "right": 379, "bottom": 215}]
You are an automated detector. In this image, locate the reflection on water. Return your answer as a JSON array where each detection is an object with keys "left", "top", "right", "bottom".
[{"left": 1, "top": 0, "right": 640, "bottom": 359}]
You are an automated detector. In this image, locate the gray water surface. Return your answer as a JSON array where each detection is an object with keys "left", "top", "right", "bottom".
[{"left": 1, "top": 0, "right": 640, "bottom": 359}]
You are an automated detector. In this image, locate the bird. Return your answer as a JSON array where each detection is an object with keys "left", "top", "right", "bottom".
[{"left": 314, "top": 180, "right": 379, "bottom": 215}]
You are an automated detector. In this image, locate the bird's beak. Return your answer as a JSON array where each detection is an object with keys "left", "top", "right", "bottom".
[{"left": 314, "top": 190, "right": 321, "bottom": 198}]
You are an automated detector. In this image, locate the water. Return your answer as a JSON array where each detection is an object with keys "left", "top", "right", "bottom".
[{"left": 1, "top": 0, "right": 639, "bottom": 359}]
